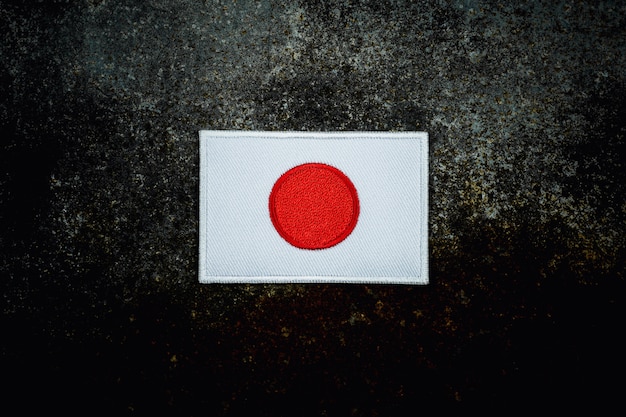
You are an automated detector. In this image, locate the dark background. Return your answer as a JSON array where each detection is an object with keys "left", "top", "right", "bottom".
[{"left": 2, "top": 0, "right": 625, "bottom": 414}]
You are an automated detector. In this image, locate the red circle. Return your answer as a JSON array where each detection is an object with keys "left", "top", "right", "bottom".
[{"left": 269, "top": 163, "right": 360, "bottom": 250}]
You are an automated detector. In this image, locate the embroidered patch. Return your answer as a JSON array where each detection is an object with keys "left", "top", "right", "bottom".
[
  {"left": 199, "top": 130, "right": 429, "bottom": 285},
  {"left": 269, "top": 163, "right": 360, "bottom": 250}
]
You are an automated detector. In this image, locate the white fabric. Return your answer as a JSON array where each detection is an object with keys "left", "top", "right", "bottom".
[{"left": 199, "top": 131, "right": 429, "bottom": 284}]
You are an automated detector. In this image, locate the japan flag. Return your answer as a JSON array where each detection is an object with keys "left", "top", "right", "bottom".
[{"left": 199, "top": 131, "right": 428, "bottom": 285}]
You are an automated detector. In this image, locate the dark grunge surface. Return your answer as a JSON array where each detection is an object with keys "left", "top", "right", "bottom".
[{"left": 2, "top": 0, "right": 625, "bottom": 414}]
